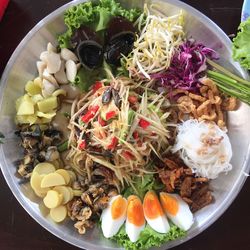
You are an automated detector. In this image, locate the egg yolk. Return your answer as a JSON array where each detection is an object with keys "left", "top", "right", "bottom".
[
  {"left": 143, "top": 191, "right": 164, "bottom": 219},
  {"left": 160, "top": 192, "right": 179, "bottom": 216},
  {"left": 127, "top": 195, "right": 145, "bottom": 226},
  {"left": 111, "top": 196, "right": 127, "bottom": 219}
]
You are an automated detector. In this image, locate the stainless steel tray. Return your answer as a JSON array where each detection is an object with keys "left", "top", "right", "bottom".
[{"left": 0, "top": 0, "right": 249, "bottom": 249}]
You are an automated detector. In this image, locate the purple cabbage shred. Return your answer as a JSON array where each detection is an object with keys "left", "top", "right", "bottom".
[{"left": 151, "top": 39, "right": 219, "bottom": 92}]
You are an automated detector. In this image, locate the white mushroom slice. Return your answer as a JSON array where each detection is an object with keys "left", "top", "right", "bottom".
[
  {"left": 43, "top": 69, "right": 58, "bottom": 86},
  {"left": 42, "top": 79, "right": 57, "bottom": 98},
  {"left": 54, "top": 61, "right": 68, "bottom": 84},
  {"left": 40, "top": 51, "right": 49, "bottom": 63},
  {"left": 47, "top": 52, "right": 61, "bottom": 74},
  {"left": 61, "top": 48, "right": 78, "bottom": 62},
  {"left": 65, "top": 60, "right": 77, "bottom": 83},
  {"left": 37, "top": 61, "right": 46, "bottom": 78},
  {"left": 47, "top": 42, "right": 57, "bottom": 53}
]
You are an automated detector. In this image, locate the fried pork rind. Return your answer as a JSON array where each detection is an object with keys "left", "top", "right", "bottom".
[{"left": 174, "top": 78, "right": 238, "bottom": 127}]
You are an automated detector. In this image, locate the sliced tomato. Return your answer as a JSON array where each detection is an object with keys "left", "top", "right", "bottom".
[
  {"left": 92, "top": 81, "right": 103, "bottom": 93},
  {"left": 122, "top": 150, "right": 134, "bottom": 160},
  {"left": 106, "top": 110, "right": 117, "bottom": 121},
  {"left": 133, "top": 131, "right": 139, "bottom": 139},
  {"left": 98, "top": 115, "right": 106, "bottom": 126},
  {"left": 81, "top": 105, "right": 99, "bottom": 123},
  {"left": 139, "top": 118, "right": 150, "bottom": 129},
  {"left": 107, "top": 137, "right": 118, "bottom": 150},
  {"left": 79, "top": 140, "right": 86, "bottom": 150}
]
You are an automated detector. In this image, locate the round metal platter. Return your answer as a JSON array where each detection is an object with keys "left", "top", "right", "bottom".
[{"left": 0, "top": 0, "right": 249, "bottom": 249}]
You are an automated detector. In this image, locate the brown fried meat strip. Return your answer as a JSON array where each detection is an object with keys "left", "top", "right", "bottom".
[{"left": 158, "top": 156, "right": 213, "bottom": 212}]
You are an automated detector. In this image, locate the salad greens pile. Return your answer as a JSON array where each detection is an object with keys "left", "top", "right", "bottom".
[
  {"left": 112, "top": 224, "right": 185, "bottom": 250},
  {"left": 123, "top": 173, "right": 164, "bottom": 200},
  {"left": 58, "top": 0, "right": 141, "bottom": 48},
  {"left": 232, "top": 17, "right": 250, "bottom": 70}
]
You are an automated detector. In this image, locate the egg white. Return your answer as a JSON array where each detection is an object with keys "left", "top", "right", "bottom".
[
  {"left": 101, "top": 195, "right": 127, "bottom": 238},
  {"left": 164, "top": 194, "right": 194, "bottom": 231},
  {"left": 145, "top": 215, "right": 170, "bottom": 234},
  {"left": 125, "top": 220, "right": 145, "bottom": 242}
]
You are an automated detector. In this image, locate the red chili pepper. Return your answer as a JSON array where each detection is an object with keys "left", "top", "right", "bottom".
[
  {"left": 81, "top": 106, "right": 99, "bottom": 123},
  {"left": 98, "top": 115, "right": 106, "bottom": 126},
  {"left": 139, "top": 118, "right": 150, "bottom": 129},
  {"left": 106, "top": 111, "right": 117, "bottom": 121},
  {"left": 133, "top": 131, "right": 139, "bottom": 139},
  {"left": 137, "top": 140, "right": 143, "bottom": 147},
  {"left": 107, "top": 137, "right": 118, "bottom": 150},
  {"left": 92, "top": 81, "right": 103, "bottom": 93},
  {"left": 122, "top": 150, "right": 134, "bottom": 160},
  {"left": 79, "top": 140, "right": 86, "bottom": 150},
  {"left": 128, "top": 95, "right": 138, "bottom": 104}
]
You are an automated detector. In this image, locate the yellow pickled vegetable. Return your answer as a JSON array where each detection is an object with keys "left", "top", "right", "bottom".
[
  {"left": 43, "top": 190, "right": 63, "bottom": 209},
  {"left": 53, "top": 186, "right": 73, "bottom": 204},
  {"left": 67, "top": 170, "right": 77, "bottom": 183},
  {"left": 25, "top": 80, "right": 41, "bottom": 96},
  {"left": 17, "top": 95, "right": 35, "bottom": 115},
  {"left": 55, "top": 169, "right": 70, "bottom": 185},
  {"left": 50, "top": 205, "right": 67, "bottom": 222},
  {"left": 36, "top": 111, "right": 56, "bottom": 119},
  {"left": 33, "top": 162, "right": 56, "bottom": 175},
  {"left": 33, "top": 77, "right": 42, "bottom": 88},
  {"left": 52, "top": 89, "right": 67, "bottom": 97},
  {"left": 40, "top": 172, "right": 66, "bottom": 188},
  {"left": 37, "top": 96, "right": 57, "bottom": 113},
  {"left": 31, "top": 94, "right": 43, "bottom": 103},
  {"left": 30, "top": 172, "right": 49, "bottom": 198},
  {"left": 16, "top": 114, "right": 37, "bottom": 125}
]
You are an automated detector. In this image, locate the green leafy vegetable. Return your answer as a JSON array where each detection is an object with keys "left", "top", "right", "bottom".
[
  {"left": 58, "top": 0, "right": 142, "bottom": 48},
  {"left": 207, "top": 59, "right": 250, "bottom": 105},
  {"left": 74, "top": 67, "right": 102, "bottom": 91},
  {"left": 116, "top": 56, "right": 129, "bottom": 77},
  {"left": 74, "top": 61, "right": 112, "bottom": 91},
  {"left": 123, "top": 172, "right": 164, "bottom": 200},
  {"left": 0, "top": 131, "right": 4, "bottom": 144},
  {"left": 63, "top": 112, "right": 71, "bottom": 119},
  {"left": 232, "top": 17, "right": 250, "bottom": 69},
  {"left": 111, "top": 224, "right": 185, "bottom": 250},
  {"left": 57, "top": 140, "right": 69, "bottom": 152}
]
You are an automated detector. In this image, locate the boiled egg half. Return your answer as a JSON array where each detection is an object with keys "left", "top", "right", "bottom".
[
  {"left": 143, "top": 191, "right": 170, "bottom": 233},
  {"left": 125, "top": 195, "right": 145, "bottom": 242},
  {"left": 101, "top": 195, "right": 127, "bottom": 238},
  {"left": 160, "top": 192, "right": 194, "bottom": 231}
]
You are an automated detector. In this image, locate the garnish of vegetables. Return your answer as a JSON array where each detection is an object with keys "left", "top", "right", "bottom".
[
  {"left": 125, "top": 4, "right": 184, "bottom": 79},
  {"left": 207, "top": 59, "right": 250, "bottom": 105},
  {"left": 67, "top": 76, "right": 171, "bottom": 187},
  {"left": 232, "top": 17, "right": 250, "bottom": 70},
  {"left": 151, "top": 39, "right": 218, "bottom": 92}
]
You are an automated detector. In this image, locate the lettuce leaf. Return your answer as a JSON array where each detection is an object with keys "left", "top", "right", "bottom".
[
  {"left": 111, "top": 224, "right": 186, "bottom": 250},
  {"left": 232, "top": 17, "right": 250, "bottom": 69},
  {"left": 122, "top": 173, "right": 164, "bottom": 200},
  {"left": 58, "top": 0, "right": 142, "bottom": 48}
]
